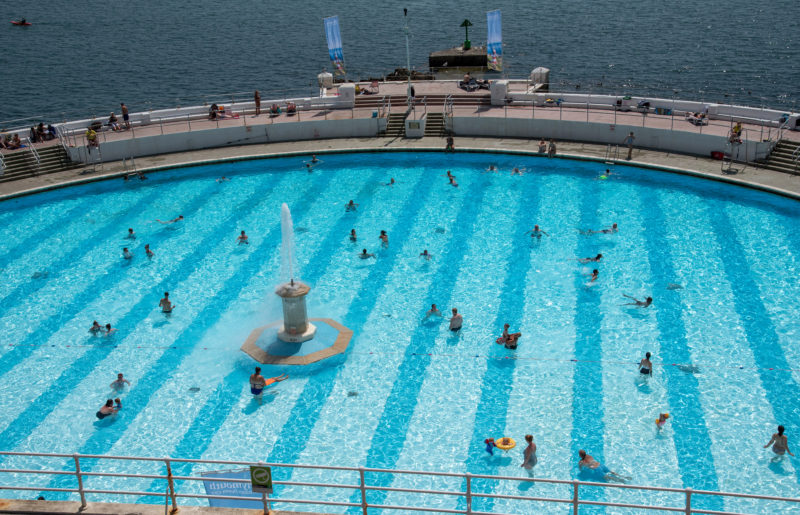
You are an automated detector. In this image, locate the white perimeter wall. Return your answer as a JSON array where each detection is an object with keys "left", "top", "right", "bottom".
[
  {"left": 451, "top": 117, "right": 771, "bottom": 162},
  {"left": 69, "top": 118, "right": 382, "bottom": 163}
]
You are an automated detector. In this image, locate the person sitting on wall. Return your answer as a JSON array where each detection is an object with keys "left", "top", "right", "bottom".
[
  {"left": 108, "top": 112, "right": 121, "bottom": 131},
  {"left": 286, "top": 102, "right": 297, "bottom": 115},
  {"left": 208, "top": 103, "right": 219, "bottom": 120},
  {"left": 270, "top": 103, "right": 281, "bottom": 116}
]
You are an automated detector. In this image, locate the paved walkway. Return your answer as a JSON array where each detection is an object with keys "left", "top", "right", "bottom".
[{"left": 2, "top": 136, "right": 800, "bottom": 201}]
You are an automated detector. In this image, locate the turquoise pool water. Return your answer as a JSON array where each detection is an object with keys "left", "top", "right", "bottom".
[{"left": 1, "top": 152, "right": 800, "bottom": 513}]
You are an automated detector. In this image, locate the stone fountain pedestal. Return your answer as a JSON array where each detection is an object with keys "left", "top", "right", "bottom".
[{"left": 275, "top": 281, "right": 316, "bottom": 343}]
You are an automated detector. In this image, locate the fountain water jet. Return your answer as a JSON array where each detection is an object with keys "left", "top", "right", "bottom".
[
  {"left": 274, "top": 203, "right": 316, "bottom": 342},
  {"left": 240, "top": 203, "right": 352, "bottom": 365}
]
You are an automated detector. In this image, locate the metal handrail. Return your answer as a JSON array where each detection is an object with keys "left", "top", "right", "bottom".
[
  {"left": 1, "top": 452, "right": 799, "bottom": 514},
  {"left": 24, "top": 137, "right": 40, "bottom": 173},
  {"left": 0, "top": 151, "right": 5, "bottom": 173}
]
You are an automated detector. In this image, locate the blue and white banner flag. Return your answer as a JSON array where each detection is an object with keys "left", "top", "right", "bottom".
[
  {"left": 324, "top": 15, "right": 346, "bottom": 76},
  {"left": 486, "top": 9, "right": 502, "bottom": 72}
]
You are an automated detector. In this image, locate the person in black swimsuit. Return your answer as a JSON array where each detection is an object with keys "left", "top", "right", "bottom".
[{"left": 639, "top": 352, "right": 653, "bottom": 375}]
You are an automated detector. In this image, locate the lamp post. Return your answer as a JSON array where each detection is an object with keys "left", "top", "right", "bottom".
[
  {"left": 404, "top": 8, "right": 412, "bottom": 107},
  {"left": 460, "top": 19, "right": 473, "bottom": 50}
]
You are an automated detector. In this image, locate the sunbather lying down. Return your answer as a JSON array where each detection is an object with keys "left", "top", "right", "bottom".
[{"left": 685, "top": 112, "right": 708, "bottom": 126}]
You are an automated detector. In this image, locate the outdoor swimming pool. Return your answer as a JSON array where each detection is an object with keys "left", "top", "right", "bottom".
[{"left": 1, "top": 151, "right": 799, "bottom": 513}]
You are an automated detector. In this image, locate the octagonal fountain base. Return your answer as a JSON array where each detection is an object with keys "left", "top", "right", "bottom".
[{"left": 241, "top": 318, "right": 353, "bottom": 365}]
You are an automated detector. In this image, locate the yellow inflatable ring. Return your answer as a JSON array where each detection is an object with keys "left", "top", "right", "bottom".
[{"left": 495, "top": 437, "right": 516, "bottom": 451}]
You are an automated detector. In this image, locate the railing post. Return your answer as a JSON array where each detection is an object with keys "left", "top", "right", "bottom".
[
  {"left": 572, "top": 480, "right": 579, "bottom": 515},
  {"left": 187, "top": 114, "right": 191, "bottom": 132},
  {"left": 465, "top": 473, "right": 472, "bottom": 515},
  {"left": 358, "top": 467, "right": 368, "bottom": 515},
  {"left": 73, "top": 454, "right": 87, "bottom": 509},
  {"left": 159, "top": 118, "right": 164, "bottom": 135},
  {"left": 685, "top": 487, "right": 692, "bottom": 514},
  {"left": 164, "top": 458, "right": 178, "bottom": 514}
]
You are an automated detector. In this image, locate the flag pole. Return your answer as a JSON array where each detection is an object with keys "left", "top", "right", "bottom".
[{"left": 404, "top": 8, "right": 411, "bottom": 108}]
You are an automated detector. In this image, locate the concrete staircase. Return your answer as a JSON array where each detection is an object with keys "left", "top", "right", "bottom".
[
  {"left": 384, "top": 113, "right": 406, "bottom": 138},
  {"left": 424, "top": 112, "right": 446, "bottom": 137},
  {"left": 0, "top": 144, "right": 82, "bottom": 183},
  {"left": 762, "top": 140, "right": 800, "bottom": 175}
]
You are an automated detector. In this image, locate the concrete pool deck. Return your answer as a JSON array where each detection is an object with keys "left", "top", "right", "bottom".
[{"left": 2, "top": 136, "right": 800, "bottom": 202}]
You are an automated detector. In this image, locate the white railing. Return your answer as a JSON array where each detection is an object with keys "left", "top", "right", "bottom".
[
  {"left": 0, "top": 152, "right": 5, "bottom": 174},
  {"left": 1, "top": 451, "right": 800, "bottom": 514}
]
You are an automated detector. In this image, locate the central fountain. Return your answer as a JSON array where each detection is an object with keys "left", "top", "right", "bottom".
[
  {"left": 274, "top": 204, "right": 316, "bottom": 342},
  {"left": 240, "top": 203, "right": 352, "bottom": 365}
]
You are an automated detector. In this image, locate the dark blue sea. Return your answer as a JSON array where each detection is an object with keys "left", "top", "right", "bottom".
[{"left": 1, "top": 0, "right": 798, "bottom": 125}]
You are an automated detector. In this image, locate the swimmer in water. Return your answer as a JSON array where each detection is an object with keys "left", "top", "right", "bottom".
[
  {"left": 159, "top": 292, "right": 174, "bottom": 313},
  {"left": 145, "top": 244, "right": 154, "bottom": 258},
  {"left": 114, "top": 398, "right": 122, "bottom": 410},
  {"left": 122, "top": 247, "right": 133, "bottom": 260},
  {"left": 485, "top": 165, "right": 498, "bottom": 173},
  {"left": 379, "top": 230, "right": 388, "bottom": 247},
  {"left": 346, "top": 200, "right": 358, "bottom": 212},
  {"left": 237, "top": 230, "right": 249, "bottom": 245},
  {"left": 126, "top": 228, "right": 136, "bottom": 239},
  {"left": 216, "top": 176, "right": 230, "bottom": 182},
  {"left": 350, "top": 229, "right": 357, "bottom": 242},
  {"left": 578, "top": 253, "right": 603, "bottom": 263},
  {"left": 512, "top": 167, "right": 524, "bottom": 175},
  {"left": 420, "top": 249, "right": 431, "bottom": 260},
  {"left": 104, "top": 323, "right": 117, "bottom": 336},
  {"left": 156, "top": 215, "right": 184, "bottom": 224},
  {"left": 305, "top": 163, "right": 313, "bottom": 173},
  {"left": 589, "top": 269, "right": 599, "bottom": 282},
  {"left": 386, "top": 178, "right": 395, "bottom": 186},
  {"left": 578, "top": 450, "right": 630, "bottom": 482},
  {"left": 765, "top": 425, "right": 794, "bottom": 457},
  {"left": 583, "top": 223, "right": 618, "bottom": 235},
  {"left": 527, "top": 224, "right": 549, "bottom": 239},
  {"left": 110, "top": 373, "right": 131, "bottom": 390},
  {"left": 310, "top": 154, "right": 320, "bottom": 163},
  {"left": 359, "top": 249, "right": 375, "bottom": 259},
  {"left": 521, "top": 434, "right": 537, "bottom": 474},
  {"left": 249, "top": 367, "right": 288, "bottom": 403},
  {"left": 424, "top": 303, "right": 443, "bottom": 319},
  {"left": 656, "top": 413, "right": 670, "bottom": 430},
  {"left": 639, "top": 352, "right": 653, "bottom": 375},
  {"left": 96, "top": 399, "right": 118, "bottom": 420},
  {"left": 623, "top": 294, "right": 652, "bottom": 307},
  {"left": 498, "top": 323, "right": 522, "bottom": 349},
  {"left": 449, "top": 308, "right": 463, "bottom": 331},
  {"left": 89, "top": 321, "right": 103, "bottom": 334}
]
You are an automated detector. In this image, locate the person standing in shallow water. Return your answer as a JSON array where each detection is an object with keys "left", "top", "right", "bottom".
[
  {"left": 521, "top": 434, "right": 537, "bottom": 474},
  {"left": 765, "top": 425, "right": 794, "bottom": 457}
]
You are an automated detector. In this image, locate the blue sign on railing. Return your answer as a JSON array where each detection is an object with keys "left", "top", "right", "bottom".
[{"left": 200, "top": 469, "right": 262, "bottom": 509}]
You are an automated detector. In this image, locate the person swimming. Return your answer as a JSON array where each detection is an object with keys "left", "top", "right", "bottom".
[
  {"left": 497, "top": 323, "right": 522, "bottom": 349},
  {"left": 305, "top": 163, "right": 313, "bottom": 173},
  {"left": 527, "top": 224, "right": 549, "bottom": 239},
  {"left": 639, "top": 352, "right": 653, "bottom": 375},
  {"left": 145, "top": 244, "right": 154, "bottom": 258},
  {"left": 589, "top": 269, "right": 599, "bottom": 283},
  {"left": 122, "top": 247, "right": 133, "bottom": 260},
  {"left": 420, "top": 249, "right": 431, "bottom": 260},
  {"left": 310, "top": 154, "right": 320, "bottom": 164},
  {"left": 96, "top": 399, "right": 118, "bottom": 420},
  {"left": 512, "top": 167, "right": 524, "bottom": 175},
  {"left": 656, "top": 413, "right": 670, "bottom": 430},
  {"left": 578, "top": 253, "right": 603, "bottom": 263},
  {"left": 484, "top": 438, "right": 497, "bottom": 455},
  {"left": 346, "top": 200, "right": 358, "bottom": 212},
  {"left": 424, "top": 303, "right": 443, "bottom": 319},
  {"left": 379, "top": 230, "right": 388, "bottom": 247},
  {"left": 89, "top": 321, "right": 103, "bottom": 334},
  {"left": 237, "top": 230, "right": 249, "bottom": 245},
  {"left": 765, "top": 425, "right": 794, "bottom": 457},
  {"left": 249, "top": 367, "right": 288, "bottom": 402},
  {"left": 350, "top": 229, "right": 357, "bottom": 242},
  {"left": 156, "top": 215, "right": 184, "bottom": 224},
  {"left": 582, "top": 223, "right": 618, "bottom": 235},
  {"left": 114, "top": 398, "right": 122, "bottom": 410},
  {"left": 578, "top": 450, "right": 630, "bottom": 482},
  {"left": 110, "top": 373, "right": 131, "bottom": 390},
  {"left": 623, "top": 294, "right": 652, "bottom": 307},
  {"left": 126, "top": 228, "right": 136, "bottom": 240},
  {"left": 386, "top": 178, "right": 395, "bottom": 186},
  {"left": 159, "top": 292, "right": 174, "bottom": 313},
  {"left": 359, "top": 249, "right": 375, "bottom": 259},
  {"left": 216, "top": 176, "right": 230, "bottom": 182},
  {"left": 104, "top": 323, "right": 116, "bottom": 336}
]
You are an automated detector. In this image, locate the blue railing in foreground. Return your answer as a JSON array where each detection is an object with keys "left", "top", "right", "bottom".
[{"left": 1, "top": 451, "right": 799, "bottom": 514}]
